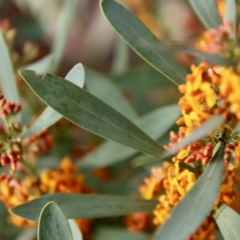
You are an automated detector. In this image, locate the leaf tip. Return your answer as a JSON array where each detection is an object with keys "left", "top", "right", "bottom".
[{"left": 18, "top": 69, "right": 37, "bottom": 79}]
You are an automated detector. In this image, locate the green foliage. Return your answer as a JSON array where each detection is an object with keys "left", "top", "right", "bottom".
[
  {"left": 68, "top": 220, "right": 83, "bottom": 240},
  {"left": 112, "top": 66, "right": 173, "bottom": 91},
  {"left": 11, "top": 194, "right": 157, "bottom": 221},
  {"left": 0, "top": 31, "right": 19, "bottom": 103},
  {"left": 19, "top": 70, "right": 161, "bottom": 158},
  {"left": 162, "top": 115, "right": 225, "bottom": 159},
  {"left": 0, "top": 201, "right": 20, "bottom": 239},
  {"left": 224, "top": 0, "right": 237, "bottom": 39},
  {"left": 85, "top": 68, "right": 138, "bottom": 120},
  {"left": 20, "top": 63, "right": 85, "bottom": 138},
  {"left": 49, "top": 0, "right": 77, "bottom": 73},
  {"left": 111, "top": 39, "right": 129, "bottom": 74},
  {"left": 101, "top": 0, "right": 187, "bottom": 85},
  {"left": 78, "top": 104, "right": 179, "bottom": 168},
  {"left": 188, "top": 0, "right": 222, "bottom": 28},
  {"left": 38, "top": 202, "right": 73, "bottom": 240},
  {"left": 214, "top": 204, "right": 240, "bottom": 240}
]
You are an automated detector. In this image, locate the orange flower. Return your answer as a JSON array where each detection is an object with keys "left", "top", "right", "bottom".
[
  {"left": 125, "top": 212, "right": 149, "bottom": 232},
  {"left": 195, "top": 19, "right": 234, "bottom": 55},
  {"left": 139, "top": 161, "right": 239, "bottom": 239},
  {"left": 140, "top": 166, "right": 166, "bottom": 200},
  {"left": 141, "top": 163, "right": 217, "bottom": 239},
  {"left": 39, "top": 157, "right": 90, "bottom": 193},
  {"left": 166, "top": 63, "right": 240, "bottom": 166},
  {"left": 39, "top": 157, "right": 92, "bottom": 233},
  {"left": 0, "top": 176, "right": 40, "bottom": 227}
]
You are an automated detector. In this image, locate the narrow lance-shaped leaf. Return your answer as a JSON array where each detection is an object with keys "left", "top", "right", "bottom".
[
  {"left": 15, "top": 228, "right": 37, "bottom": 240},
  {"left": 214, "top": 204, "right": 240, "bottom": 240},
  {"left": 38, "top": 202, "right": 73, "bottom": 240},
  {"left": 224, "top": 0, "right": 237, "bottom": 39},
  {"left": 0, "top": 201, "right": 20, "bottom": 239},
  {"left": 0, "top": 31, "right": 19, "bottom": 102},
  {"left": 234, "top": 122, "right": 240, "bottom": 132},
  {"left": 49, "top": 0, "right": 77, "bottom": 73},
  {"left": 101, "top": 0, "right": 187, "bottom": 85},
  {"left": 112, "top": 66, "right": 174, "bottom": 91},
  {"left": 19, "top": 70, "right": 161, "bottom": 157},
  {"left": 68, "top": 220, "right": 83, "bottom": 240},
  {"left": 10, "top": 194, "right": 157, "bottom": 221},
  {"left": 154, "top": 144, "right": 225, "bottom": 240},
  {"left": 20, "top": 63, "right": 85, "bottom": 138},
  {"left": 85, "top": 68, "right": 138, "bottom": 120},
  {"left": 111, "top": 38, "right": 129, "bottom": 74},
  {"left": 163, "top": 44, "right": 235, "bottom": 66},
  {"left": 188, "top": 0, "right": 222, "bottom": 29},
  {"left": 78, "top": 105, "right": 180, "bottom": 169}
]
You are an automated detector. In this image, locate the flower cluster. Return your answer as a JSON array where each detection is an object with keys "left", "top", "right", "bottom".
[
  {"left": 0, "top": 157, "right": 91, "bottom": 230},
  {"left": 39, "top": 157, "right": 92, "bottom": 233},
  {"left": 195, "top": 17, "right": 240, "bottom": 71},
  {"left": 39, "top": 157, "right": 90, "bottom": 194},
  {"left": 139, "top": 161, "right": 240, "bottom": 239},
  {"left": 0, "top": 175, "right": 41, "bottom": 227},
  {"left": 0, "top": 93, "right": 93, "bottom": 235},
  {"left": 133, "top": 60, "right": 240, "bottom": 239},
  {"left": 0, "top": 95, "right": 52, "bottom": 172},
  {"left": 165, "top": 63, "right": 240, "bottom": 166},
  {"left": 196, "top": 19, "right": 235, "bottom": 54},
  {"left": 0, "top": 94, "right": 54, "bottom": 227}
]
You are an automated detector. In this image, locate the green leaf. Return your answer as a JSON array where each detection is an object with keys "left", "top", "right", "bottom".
[
  {"left": 68, "top": 220, "right": 83, "bottom": 240},
  {"left": 112, "top": 66, "right": 173, "bottom": 91},
  {"left": 0, "top": 31, "right": 19, "bottom": 102},
  {"left": 15, "top": 228, "right": 37, "bottom": 240},
  {"left": 101, "top": 0, "right": 187, "bottom": 85},
  {"left": 162, "top": 115, "right": 225, "bottom": 159},
  {"left": 112, "top": 66, "right": 180, "bottom": 112},
  {"left": 215, "top": 230, "right": 224, "bottom": 240},
  {"left": 234, "top": 122, "right": 240, "bottom": 132},
  {"left": 111, "top": 38, "right": 129, "bottom": 74},
  {"left": 188, "top": 0, "right": 222, "bottom": 29},
  {"left": 214, "top": 204, "right": 240, "bottom": 240},
  {"left": 38, "top": 202, "right": 73, "bottom": 240},
  {"left": 94, "top": 225, "right": 151, "bottom": 240},
  {"left": 224, "top": 0, "right": 237, "bottom": 39},
  {"left": 154, "top": 144, "right": 225, "bottom": 240},
  {"left": 197, "top": 50, "right": 234, "bottom": 65},
  {"left": 0, "top": 201, "right": 20, "bottom": 239},
  {"left": 164, "top": 45, "right": 235, "bottom": 66},
  {"left": 10, "top": 194, "right": 157, "bottom": 221},
  {"left": 19, "top": 70, "right": 161, "bottom": 158},
  {"left": 0, "top": 166, "right": 10, "bottom": 174},
  {"left": 85, "top": 68, "right": 138, "bottom": 120},
  {"left": 78, "top": 105, "right": 179, "bottom": 169},
  {"left": 20, "top": 63, "right": 85, "bottom": 138},
  {"left": 21, "top": 54, "right": 52, "bottom": 75},
  {"left": 49, "top": 0, "right": 77, "bottom": 73}
]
